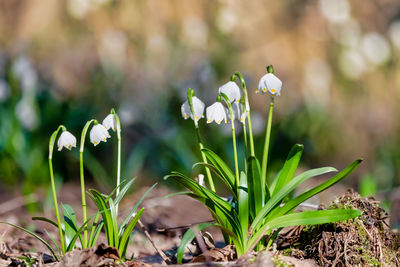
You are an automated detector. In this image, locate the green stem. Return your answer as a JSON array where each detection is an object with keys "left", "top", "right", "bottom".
[
  {"left": 242, "top": 122, "right": 248, "bottom": 157},
  {"left": 111, "top": 109, "right": 122, "bottom": 215},
  {"left": 261, "top": 98, "right": 274, "bottom": 190},
  {"left": 231, "top": 72, "right": 255, "bottom": 157},
  {"left": 187, "top": 88, "right": 215, "bottom": 192},
  {"left": 48, "top": 125, "right": 66, "bottom": 254},
  {"left": 221, "top": 93, "right": 240, "bottom": 191},
  {"left": 79, "top": 119, "right": 95, "bottom": 248}
]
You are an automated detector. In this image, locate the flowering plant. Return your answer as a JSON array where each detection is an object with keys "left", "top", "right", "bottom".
[
  {"left": 0, "top": 109, "right": 155, "bottom": 261},
  {"left": 165, "top": 65, "right": 362, "bottom": 262}
]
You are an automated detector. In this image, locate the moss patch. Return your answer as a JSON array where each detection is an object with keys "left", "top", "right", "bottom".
[{"left": 278, "top": 190, "right": 400, "bottom": 266}]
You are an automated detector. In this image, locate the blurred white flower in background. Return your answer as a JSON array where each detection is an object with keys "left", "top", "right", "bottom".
[
  {"left": 388, "top": 20, "right": 400, "bottom": 50},
  {"left": 57, "top": 131, "right": 77, "bottom": 151},
  {"left": 0, "top": 80, "right": 10, "bottom": 102},
  {"left": 339, "top": 48, "right": 367, "bottom": 80},
  {"left": 90, "top": 124, "right": 110, "bottom": 146},
  {"left": 12, "top": 56, "right": 38, "bottom": 93},
  {"left": 67, "top": 0, "right": 111, "bottom": 19},
  {"left": 216, "top": 1, "right": 238, "bottom": 34},
  {"left": 319, "top": 0, "right": 351, "bottom": 24},
  {"left": 361, "top": 33, "right": 391, "bottom": 66},
  {"left": 182, "top": 16, "right": 208, "bottom": 48},
  {"left": 331, "top": 19, "right": 361, "bottom": 48},
  {"left": 15, "top": 98, "right": 38, "bottom": 131},
  {"left": 302, "top": 59, "right": 332, "bottom": 108},
  {"left": 98, "top": 30, "right": 128, "bottom": 71}
]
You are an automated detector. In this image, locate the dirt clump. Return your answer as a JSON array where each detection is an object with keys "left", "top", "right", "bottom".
[{"left": 278, "top": 189, "right": 400, "bottom": 266}]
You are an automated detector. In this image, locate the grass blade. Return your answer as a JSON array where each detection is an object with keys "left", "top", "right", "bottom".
[
  {"left": 268, "top": 159, "right": 363, "bottom": 220},
  {"left": 269, "top": 144, "right": 303, "bottom": 195},
  {"left": 247, "top": 156, "right": 265, "bottom": 219},
  {"left": 201, "top": 148, "right": 236, "bottom": 188},
  {"left": 119, "top": 208, "right": 144, "bottom": 260},
  {"left": 0, "top": 221, "right": 59, "bottom": 261},
  {"left": 176, "top": 222, "right": 214, "bottom": 264},
  {"left": 32, "top": 217, "right": 58, "bottom": 228},
  {"left": 238, "top": 171, "right": 249, "bottom": 244},
  {"left": 251, "top": 167, "right": 337, "bottom": 230}
]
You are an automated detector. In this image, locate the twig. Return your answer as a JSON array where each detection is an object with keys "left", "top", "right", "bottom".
[{"left": 137, "top": 219, "right": 171, "bottom": 265}]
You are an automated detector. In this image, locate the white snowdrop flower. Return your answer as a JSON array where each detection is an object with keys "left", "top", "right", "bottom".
[
  {"left": 257, "top": 73, "right": 282, "bottom": 96},
  {"left": 197, "top": 174, "right": 205, "bottom": 187},
  {"left": 218, "top": 81, "right": 241, "bottom": 103},
  {"left": 90, "top": 124, "right": 110, "bottom": 146},
  {"left": 181, "top": 96, "right": 205, "bottom": 122},
  {"left": 232, "top": 102, "right": 247, "bottom": 124},
  {"left": 361, "top": 32, "right": 390, "bottom": 66},
  {"left": 102, "top": 114, "right": 116, "bottom": 131},
  {"left": 57, "top": 131, "right": 77, "bottom": 151},
  {"left": 206, "top": 102, "right": 228, "bottom": 124}
]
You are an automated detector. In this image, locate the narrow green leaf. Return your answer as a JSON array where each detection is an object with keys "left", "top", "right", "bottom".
[
  {"left": 108, "top": 198, "right": 119, "bottom": 248},
  {"left": 32, "top": 217, "right": 58, "bottom": 228},
  {"left": 88, "top": 189, "right": 114, "bottom": 247},
  {"left": 119, "top": 208, "right": 144, "bottom": 260},
  {"left": 61, "top": 204, "right": 79, "bottom": 250},
  {"left": 248, "top": 209, "right": 362, "bottom": 250},
  {"left": 176, "top": 222, "right": 214, "bottom": 264},
  {"left": 201, "top": 148, "right": 236, "bottom": 188},
  {"left": 45, "top": 229, "right": 61, "bottom": 257},
  {"left": 251, "top": 167, "right": 337, "bottom": 230},
  {"left": 238, "top": 171, "right": 249, "bottom": 244},
  {"left": 0, "top": 221, "right": 59, "bottom": 261},
  {"left": 268, "top": 159, "right": 363, "bottom": 220},
  {"left": 246, "top": 156, "right": 265, "bottom": 219},
  {"left": 193, "top": 162, "right": 236, "bottom": 197},
  {"left": 120, "top": 183, "right": 157, "bottom": 233},
  {"left": 270, "top": 144, "right": 303, "bottom": 195},
  {"left": 114, "top": 178, "right": 135, "bottom": 205}
]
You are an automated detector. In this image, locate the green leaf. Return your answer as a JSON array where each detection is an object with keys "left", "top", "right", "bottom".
[
  {"left": 268, "top": 159, "right": 363, "bottom": 220},
  {"left": 201, "top": 148, "right": 236, "bottom": 189},
  {"left": 88, "top": 189, "right": 114, "bottom": 247},
  {"left": 119, "top": 208, "right": 144, "bottom": 260},
  {"left": 176, "top": 222, "right": 214, "bottom": 264},
  {"left": 193, "top": 162, "right": 236, "bottom": 197},
  {"left": 238, "top": 171, "right": 249, "bottom": 244},
  {"left": 248, "top": 209, "right": 361, "bottom": 250},
  {"left": 0, "top": 221, "right": 59, "bottom": 261},
  {"left": 113, "top": 178, "right": 136, "bottom": 205},
  {"left": 251, "top": 167, "right": 337, "bottom": 230},
  {"left": 61, "top": 204, "right": 80, "bottom": 250},
  {"left": 246, "top": 156, "right": 265, "bottom": 219},
  {"left": 45, "top": 229, "right": 61, "bottom": 256},
  {"left": 32, "top": 217, "right": 58, "bottom": 228},
  {"left": 120, "top": 183, "right": 157, "bottom": 233},
  {"left": 108, "top": 198, "right": 119, "bottom": 248},
  {"left": 270, "top": 144, "right": 303, "bottom": 195}
]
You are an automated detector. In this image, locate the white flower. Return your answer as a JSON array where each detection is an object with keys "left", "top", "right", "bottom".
[
  {"left": 57, "top": 131, "right": 77, "bottom": 151},
  {"left": 218, "top": 81, "right": 241, "bottom": 103},
  {"left": 206, "top": 102, "right": 228, "bottom": 124},
  {"left": 102, "top": 114, "right": 116, "bottom": 131},
  {"left": 232, "top": 102, "right": 247, "bottom": 124},
  {"left": 257, "top": 73, "right": 282, "bottom": 96},
  {"left": 181, "top": 96, "right": 205, "bottom": 122},
  {"left": 90, "top": 124, "right": 110, "bottom": 146}
]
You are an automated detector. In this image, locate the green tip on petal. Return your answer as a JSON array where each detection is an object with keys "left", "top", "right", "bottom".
[{"left": 266, "top": 65, "right": 274, "bottom": 74}]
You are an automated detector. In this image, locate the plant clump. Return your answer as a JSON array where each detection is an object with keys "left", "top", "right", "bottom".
[{"left": 278, "top": 189, "right": 400, "bottom": 266}]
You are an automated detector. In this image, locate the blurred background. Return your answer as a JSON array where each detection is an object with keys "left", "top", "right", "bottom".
[{"left": 0, "top": 0, "right": 399, "bottom": 227}]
